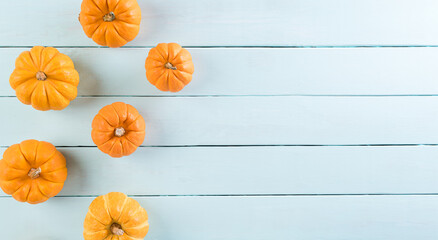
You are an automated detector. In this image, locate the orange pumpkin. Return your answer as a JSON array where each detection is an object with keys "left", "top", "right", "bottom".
[
  {"left": 145, "top": 43, "right": 195, "bottom": 92},
  {"left": 92, "top": 102, "right": 145, "bottom": 158},
  {"left": 0, "top": 140, "right": 67, "bottom": 204},
  {"left": 9, "top": 46, "right": 80, "bottom": 111},
  {"left": 79, "top": 0, "right": 142, "bottom": 48},
  {"left": 84, "top": 192, "right": 149, "bottom": 240}
]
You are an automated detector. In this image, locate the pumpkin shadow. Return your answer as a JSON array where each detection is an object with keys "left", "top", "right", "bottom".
[
  {"left": 52, "top": 49, "right": 103, "bottom": 113},
  {"left": 68, "top": 96, "right": 96, "bottom": 112},
  {"left": 30, "top": 236, "right": 61, "bottom": 240},
  {"left": 67, "top": 49, "right": 101, "bottom": 95},
  {"left": 133, "top": 1, "right": 157, "bottom": 46},
  {"left": 56, "top": 148, "right": 87, "bottom": 197}
]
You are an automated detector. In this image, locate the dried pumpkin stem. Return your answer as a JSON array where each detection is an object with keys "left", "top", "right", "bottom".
[
  {"left": 165, "top": 62, "right": 177, "bottom": 70},
  {"left": 103, "top": 12, "right": 116, "bottom": 22},
  {"left": 114, "top": 127, "right": 126, "bottom": 137},
  {"left": 110, "top": 223, "right": 124, "bottom": 236},
  {"left": 28, "top": 168, "right": 41, "bottom": 179},
  {"left": 36, "top": 71, "right": 47, "bottom": 81}
]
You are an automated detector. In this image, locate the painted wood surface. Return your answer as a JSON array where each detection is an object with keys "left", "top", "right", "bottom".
[
  {"left": 1, "top": 146, "right": 438, "bottom": 196},
  {"left": 2, "top": 0, "right": 438, "bottom": 46},
  {"left": 1, "top": 96, "right": 438, "bottom": 146},
  {"left": 2, "top": 196, "right": 438, "bottom": 240},
  {"left": 3, "top": 47, "right": 438, "bottom": 96},
  {"left": 2, "top": 0, "right": 438, "bottom": 239}
]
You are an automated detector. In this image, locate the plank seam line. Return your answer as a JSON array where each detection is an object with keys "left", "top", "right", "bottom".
[
  {"left": 4, "top": 95, "right": 438, "bottom": 98},
  {"left": 2, "top": 45, "right": 438, "bottom": 49},
  {"left": 1, "top": 144, "right": 438, "bottom": 149},
  {"left": 1, "top": 193, "right": 438, "bottom": 198}
]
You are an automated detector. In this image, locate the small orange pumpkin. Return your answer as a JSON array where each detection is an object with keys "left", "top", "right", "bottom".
[
  {"left": 84, "top": 192, "right": 149, "bottom": 240},
  {"left": 0, "top": 140, "right": 67, "bottom": 204},
  {"left": 79, "top": 0, "right": 142, "bottom": 48},
  {"left": 145, "top": 43, "right": 195, "bottom": 92},
  {"left": 92, "top": 102, "right": 146, "bottom": 158},
  {"left": 9, "top": 46, "right": 80, "bottom": 111}
]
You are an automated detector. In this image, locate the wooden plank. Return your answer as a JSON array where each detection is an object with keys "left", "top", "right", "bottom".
[
  {"left": 1, "top": 196, "right": 438, "bottom": 239},
  {"left": 2, "top": 146, "right": 438, "bottom": 196},
  {"left": 2, "top": 0, "right": 438, "bottom": 46},
  {"left": 1, "top": 96, "right": 438, "bottom": 146},
  {"left": 3, "top": 48, "right": 438, "bottom": 96}
]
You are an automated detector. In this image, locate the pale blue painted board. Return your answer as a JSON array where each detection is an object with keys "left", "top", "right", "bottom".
[
  {"left": 3, "top": 48, "right": 438, "bottom": 96},
  {"left": 2, "top": 146, "right": 438, "bottom": 196},
  {"left": 1, "top": 97, "right": 438, "bottom": 146},
  {"left": 1, "top": 0, "right": 438, "bottom": 239},
  {"left": 1, "top": 0, "right": 438, "bottom": 46},
  {"left": 1, "top": 196, "right": 438, "bottom": 240}
]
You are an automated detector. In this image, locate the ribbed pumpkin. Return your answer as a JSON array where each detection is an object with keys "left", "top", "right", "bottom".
[
  {"left": 0, "top": 140, "right": 67, "bottom": 204},
  {"left": 92, "top": 102, "right": 146, "bottom": 158},
  {"left": 145, "top": 43, "right": 195, "bottom": 92},
  {"left": 84, "top": 192, "right": 149, "bottom": 240},
  {"left": 79, "top": 0, "right": 142, "bottom": 48},
  {"left": 9, "top": 46, "right": 80, "bottom": 111}
]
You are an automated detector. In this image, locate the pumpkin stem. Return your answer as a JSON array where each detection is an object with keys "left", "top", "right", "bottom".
[
  {"left": 36, "top": 71, "right": 47, "bottom": 81},
  {"left": 165, "top": 62, "right": 177, "bottom": 70},
  {"left": 28, "top": 168, "right": 41, "bottom": 179},
  {"left": 110, "top": 223, "right": 124, "bottom": 236},
  {"left": 103, "top": 12, "right": 116, "bottom": 22},
  {"left": 114, "top": 127, "right": 126, "bottom": 137}
]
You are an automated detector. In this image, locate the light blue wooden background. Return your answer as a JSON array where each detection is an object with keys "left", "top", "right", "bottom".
[{"left": 1, "top": 0, "right": 438, "bottom": 239}]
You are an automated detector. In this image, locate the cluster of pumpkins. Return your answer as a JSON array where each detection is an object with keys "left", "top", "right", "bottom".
[{"left": 0, "top": 0, "right": 195, "bottom": 239}]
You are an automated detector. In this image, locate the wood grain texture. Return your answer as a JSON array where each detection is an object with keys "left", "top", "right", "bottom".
[
  {"left": 1, "top": 96, "right": 438, "bottom": 146},
  {"left": 3, "top": 48, "right": 438, "bottom": 96},
  {"left": 2, "top": 0, "right": 438, "bottom": 46},
  {"left": 1, "top": 196, "right": 438, "bottom": 240},
  {"left": 1, "top": 146, "right": 438, "bottom": 196},
  {"left": 2, "top": 0, "right": 438, "bottom": 238}
]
